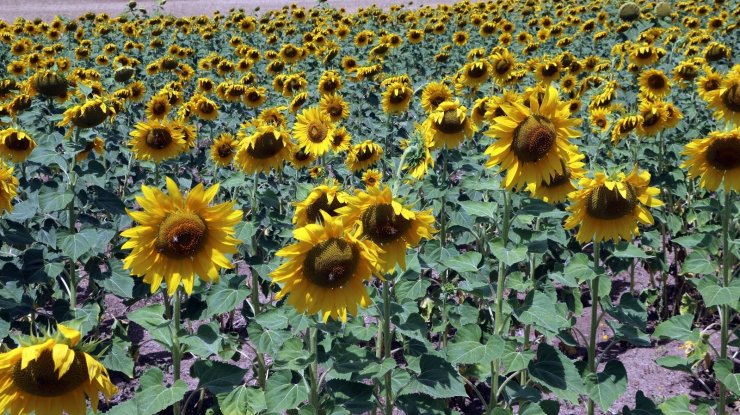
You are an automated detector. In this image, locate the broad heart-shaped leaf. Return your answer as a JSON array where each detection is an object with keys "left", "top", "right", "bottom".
[
  {"left": 658, "top": 395, "right": 711, "bottom": 415},
  {"left": 325, "top": 380, "right": 375, "bottom": 413},
  {"left": 459, "top": 200, "right": 496, "bottom": 219},
  {"left": 39, "top": 190, "right": 73, "bottom": 212},
  {"left": 715, "top": 358, "right": 740, "bottom": 396},
  {"left": 514, "top": 291, "right": 571, "bottom": 337},
  {"left": 680, "top": 251, "right": 717, "bottom": 275},
  {"left": 528, "top": 344, "right": 584, "bottom": 404},
  {"left": 653, "top": 314, "right": 696, "bottom": 341},
  {"left": 613, "top": 242, "right": 653, "bottom": 259},
  {"left": 490, "top": 242, "right": 528, "bottom": 266},
  {"left": 107, "top": 368, "right": 188, "bottom": 415},
  {"left": 395, "top": 277, "right": 431, "bottom": 301},
  {"left": 217, "top": 386, "right": 265, "bottom": 415},
  {"left": 584, "top": 360, "right": 628, "bottom": 411},
  {"left": 605, "top": 293, "right": 647, "bottom": 331},
  {"left": 192, "top": 360, "right": 248, "bottom": 394},
  {"left": 102, "top": 338, "right": 134, "bottom": 378},
  {"left": 127, "top": 304, "right": 168, "bottom": 331},
  {"left": 564, "top": 253, "right": 597, "bottom": 282},
  {"left": 446, "top": 333, "right": 505, "bottom": 366},
  {"left": 501, "top": 340, "right": 535, "bottom": 372},
  {"left": 440, "top": 251, "right": 482, "bottom": 273},
  {"left": 696, "top": 277, "right": 740, "bottom": 308},
  {"left": 57, "top": 228, "right": 97, "bottom": 260},
  {"left": 404, "top": 354, "right": 467, "bottom": 399},
  {"left": 180, "top": 322, "right": 224, "bottom": 358},
  {"left": 205, "top": 277, "right": 250, "bottom": 316},
  {"left": 265, "top": 370, "right": 309, "bottom": 412}
]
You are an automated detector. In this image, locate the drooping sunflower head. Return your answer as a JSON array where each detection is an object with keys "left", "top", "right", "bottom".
[
  {"left": 420, "top": 81, "right": 453, "bottom": 113},
  {"left": 337, "top": 185, "right": 436, "bottom": 272},
  {"left": 424, "top": 100, "right": 476, "bottom": 150},
  {"left": 294, "top": 106, "right": 335, "bottom": 157},
  {"left": 0, "top": 160, "right": 19, "bottom": 214},
  {"left": 58, "top": 96, "right": 119, "bottom": 131},
  {"left": 382, "top": 81, "right": 413, "bottom": 115},
  {"left": 565, "top": 167, "right": 663, "bottom": 243},
  {"left": 0, "top": 128, "right": 36, "bottom": 163},
  {"left": 319, "top": 93, "right": 350, "bottom": 122},
  {"left": 639, "top": 69, "right": 671, "bottom": 99},
  {"left": 121, "top": 177, "right": 242, "bottom": 295},
  {"left": 234, "top": 123, "right": 292, "bottom": 174},
  {"left": 293, "top": 182, "right": 349, "bottom": 227},
  {"left": 210, "top": 132, "right": 238, "bottom": 167},
  {"left": 484, "top": 85, "right": 581, "bottom": 190},
  {"left": 271, "top": 213, "right": 383, "bottom": 322},
  {"left": 128, "top": 117, "right": 188, "bottom": 162},
  {"left": 347, "top": 140, "right": 384, "bottom": 172},
  {"left": 525, "top": 152, "right": 587, "bottom": 204},
  {"left": 681, "top": 129, "right": 740, "bottom": 192},
  {"left": 0, "top": 324, "right": 117, "bottom": 415}
]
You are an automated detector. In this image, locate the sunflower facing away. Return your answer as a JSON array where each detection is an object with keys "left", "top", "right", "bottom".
[
  {"left": 271, "top": 213, "right": 383, "bottom": 322},
  {"left": 128, "top": 118, "right": 188, "bottom": 162},
  {"left": 0, "top": 160, "right": 19, "bottom": 214},
  {"left": 234, "top": 123, "right": 292, "bottom": 174},
  {"left": 564, "top": 167, "right": 663, "bottom": 243},
  {"left": 293, "top": 182, "right": 349, "bottom": 227},
  {"left": 121, "top": 177, "right": 243, "bottom": 296},
  {"left": 484, "top": 84, "right": 581, "bottom": 190},
  {"left": 338, "top": 185, "right": 436, "bottom": 272},
  {"left": 682, "top": 129, "right": 740, "bottom": 191},
  {"left": 0, "top": 324, "right": 117, "bottom": 415},
  {"left": 293, "top": 106, "right": 335, "bottom": 157}
]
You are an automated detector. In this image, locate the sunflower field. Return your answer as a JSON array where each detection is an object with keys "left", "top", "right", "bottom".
[{"left": 0, "top": 0, "right": 738, "bottom": 413}]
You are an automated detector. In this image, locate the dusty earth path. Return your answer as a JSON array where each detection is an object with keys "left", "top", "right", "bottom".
[{"left": 0, "top": 0, "right": 459, "bottom": 21}]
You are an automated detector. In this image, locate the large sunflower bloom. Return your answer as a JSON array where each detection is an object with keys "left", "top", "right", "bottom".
[
  {"left": 271, "top": 213, "right": 383, "bottom": 322},
  {"left": 293, "top": 106, "right": 335, "bottom": 157},
  {"left": 423, "top": 100, "right": 476, "bottom": 150},
  {"left": 564, "top": 167, "right": 663, "bottom": 243},
  {"left": 0, "top": 160, "right": 19, "bottom": 214},
  {"left": 128, "top": 118, "right": 188, "bottom": 163},
  {"left": 681, "top": 129, "right": 740, "bottom": 191},
  {"left": 234, "top": 123, "right": 292, "bottom": 174},
  {"left": 338, "top": 185, "right": 436, "bottom": 272},
  {"left": 0, "top": 325, "right": 117, "bottom": 415},
  {"left": 707, "top": 64, "right": 740, "bottom": 126},
  {"left": 121, "top": 178, "right": 243, "bottom": 296},
  {"left": 0, "top": 128, "right": 36, "bottom": 163},
  {"left": 484, "top": 85, "right": 581, "bottom": 190},
  {"left": 293, "top": 182, "right": 349, "bottom": 227}
]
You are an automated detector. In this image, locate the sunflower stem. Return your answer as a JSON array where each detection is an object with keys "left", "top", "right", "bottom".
[
  {"left": 382, "top": 278, "right": 394, "bottom": 415},
  {"left": 250, "top": 172, "right": 259, "bottom": 217},
  {"left": 489, "top": 190, "right": 511, "bottom": 412},
  {"left": 587, "top": 241, "right": 601, "bottom": 415},
  {"left": 251, "top": 268, "right": 267, "bottom": 388},
  {"left": 67, "top": 127, "right": 80, "bottom": 309},
  {"left": 440, "top": 148, "right": 449, "bottom": 349},
  {"left": 521, "top": 217, "right": 539, "bottom": 387},
  {"left": 309, "top": 326, "right": 321, "bottom": 413},
  {"left": 718, "top": 189, "right": 734, "bottom": 415},
  {"left": 172, "top": 287, "right": 182, "bottom": 415}
]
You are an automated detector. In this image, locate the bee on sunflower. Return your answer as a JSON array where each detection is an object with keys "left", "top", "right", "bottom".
[
  {"left": 347, "top": 140, "right": 384, "bottom": 172},
  {"left": 422, "top": 100, "right": 476, "bottom": 150},
  {"left": 0, "top": 160, "right": 19, "bottom": 214},
  {"left": 234, "top": 122, "right": 292, "bottom": 174},
  {"left": 337, "top": 185, "right": 436, "bottom": 272},
  {"left": 128, "top": 118, "right": 188, "bottom": 162},
  {"left": 0, "top": 128, "right": 36, "bottom": 163},
  {"left": 0, "top": 324, "right": 117, "bottom": 415},
  {"left": 271, "top": 213, "right": 383, "bottom": 322},
  {"left": 484, "top": 85, "right": 581, "bottom": 190},
  {"left": 293, "top": 182, "right": 350, "bottom": 227},
  {"left": 565, "top": 167, "right": 663, "bottom": 243},
  {"left": 682, "top": 129, "right": 740, "bottom": 191},
  {"left": 121, "top": 177, "right": 243, "bottom": 296},
  {"left": 293, "top": 106, "right": 335, "bottom": 157},
  {"left": 210, "top": 132, "right": 239, "bottom": 167}
]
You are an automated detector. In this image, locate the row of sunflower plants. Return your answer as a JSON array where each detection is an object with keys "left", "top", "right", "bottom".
[{"left": 0, "top": 0, "right": 738, "bottom": 414}]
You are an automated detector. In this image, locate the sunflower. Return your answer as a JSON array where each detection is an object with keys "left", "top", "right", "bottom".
[
  {"left": 319, "top": 93, "right": 350, "bottom": 122},
  {"left": 639, "top": 69, "right": 671, "bottom": 99},
  {"left": 525, "top": 152, "right": 586, "bottom": 204},
  {"left": 535, "top": 60, "right": 561, "bottom": 84},
  {"left": 696, "top": 67, "right": 723, "bottom": 101},
  {"left": 565, "top": 167, "right": 663, "bottom": 243},
  {"left": 347, "top": 140, "right": 384, "bottom": 172},
  {"left": 289, "top": 146, "right": 316, "bottom": 169},
  {"left": 636, "top": 100, "right": 668, "bottom": 137},
  {"left": 210, "top": 132, "right": 238, "bottom": 166},
  {"left": 423, "top": 100, "right": 476, "bottom": 150},
  {"left": 0, "top": 128, "right": 36, "bottom": 163},
  {"left": 121, "top": 177, "right": 242, "bottom": 295},
  {"left": 707, "top": 65, "right": 740, "bottom": 126},
  {"left": 75, "top": 137, "right": 105, "bottom": 163},
  {"left": 293, "top": 182, "right": 349, "bottom": 227},
  {"left": 382, "top": 81, "right": 413, "bottom": 115},
  {"left": 58, "top": 97, "right": 119, "bottom": 132},
  {"left": 330, "top": 126, "right": 352, "bottom": 153},
  {"left": 145, "top": 94, "right": 171, "bottom": 120},
  {"left": 192, "top": 94, "right": 219, "bottom": 121},
  {"left": 338, "top": 185, "right": 436, "bottom": 272},
  {"left": 0, "top": 160, "right": 19, "bottom": 214},
  {"left": 589, "top": 107, "right": 611, "bottom": 132},
  {"left": 420, "top": 81, "right": 452, "bottom": 113},
  {"left": 318, "top": 70, "right": 343, "bottom": 95},
  {"left": 611, "top": 115, "right": 643, "bottom": 144},
  {"left": 128, "top": 118, "right": 188, "bottom": 162},
  {"left": 0, "top": 324, "right": 117, "bottom": 415},
  {"left": 471, "top": 97, "right": 491, "bottom": 126},
  {"left": 362, "top": 169, "right": 382, "bottom": 187},
  {"left": 289, "top": 92, "right": 309, "bottom": 113},
  {"left": 271, "top": 213, "right": 382, "bottom": 322},
  {"left": 258, "top": 106, "right": 288, "bottom": 127},
  {"left": 293, "top": 106, "right": 335, "bottom": 157},
  {"left": 629, "top": 44, "right": 662, "bottom": 66},
  {"left": 234, "top": 123, "right": 292, "bottom": 174},
  {"left": 460, "top": 59, "right": 492, "bottom": 88},
  {"left": 682, "top": 129, "right": 740, "bottom": 191},
  {"left": 484, "top": 85, "right": 581, "bottom": 189}
]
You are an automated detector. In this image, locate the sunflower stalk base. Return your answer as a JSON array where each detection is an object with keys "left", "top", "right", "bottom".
[
  {"left": 489, "top": 190, "right": 511, "bottom": 412},
  {"left": 718, "top": 189, "right": 734, "bottom": 415},
  {"left": 67, "top": 128, "right": 80, "bottom": 309},
  {"left": 587, "top": 241, "right": 601, "bottom": 415},
  {"left": 171, "top": 287, "right": 183, "bottom": 415},
  {"left": 439, "top": 149, "right": 449, "bottom": 349}
]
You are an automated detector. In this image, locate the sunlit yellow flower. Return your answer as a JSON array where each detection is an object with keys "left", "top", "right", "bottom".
[
  {"left": 682, "top": 129, "right": 740, "bottom": 191},
  {"left": 234, "top": 123, "right": 292, "bottom": 174},
  {"left": 0, "top": 128, "right": 36, "bottom": 163},
  {"left": 128, "top": 118, "right": 188, "bottom": 162},
  {"left": 293, "top": 106, "right": 335, "bottom": 157},
  {"left": 423, "top": 100, "right": 476, "bottom": 150},
  {"left": 210, "top": 132, "right": 238, "bottom": 167},
  {"left": 293, "top": 182, "right": 349, "bottom": 227},
  {"left": 347, "top": 140, "right": 383, "bottom": 172},
  {"left": 0, "top": 160, "right": 19, "bottom": 214}
]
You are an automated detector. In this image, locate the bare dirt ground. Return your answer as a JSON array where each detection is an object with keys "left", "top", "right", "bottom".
[{"left": 0, "top": 0, "right": 459, "bottom": 22}]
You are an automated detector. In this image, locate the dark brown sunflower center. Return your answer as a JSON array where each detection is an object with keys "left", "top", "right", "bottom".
[
  {"left": 677, "top": 66, "right": 698, "bottom": 80},
  {"left": 636, "top": 49, "right": 653, "bottom": 59},
  {"left": 323, "top": 80, "right": 337, "bottom": 92},
  {"left": 328, "top": 105, "right": 343, "bottom": 116},
  {"left": 332, "top": 133, "right": 346, "bottom": 147},
  {"left": 512, "top": 115, "right": 556, "bottom": 163},
  {"left": 5, "top": 132, "right": 30, "bottom": 151},
  {"left": 152, "top": 102, "right": 167, "bottom": 116},
  {"left": 294, "top": 148, "right": 310, "bottom": 161},
  {"left": 356, "top": 146, "right": 376, "bottom": 162},
  {"left": 308, "top": 123, "right": 328, "bottom": 143},
  {"left": 145, "top": 128, "right": 173, "bottom": 149},
  {"left": 429, "top": 94, "right": 447, "bottom": 109},
  {"left": 435, "top": 110, "right": 465, "bottom": 134},
  {"left": 389, "top": 88, "right": 409, "bottom": 104},
  {"left": 217, "top": 143, "right": 233, "bottom": 158},
  {"left": 156, "top": 212, "right": 207, "bottom": 258},
  {"left": 467, "top": 63, "right": 488, "bottom": 78},
  {"left": 283, "top": 46, "right": 297, "bottom": 58},
  {"left": 642, "top": 111, "right": 660, "bottom": 128},
  {"left": 541, "top": 64, "right": 558, "bottom": 77},
  {"left": 247, "top": 132, "right": 284, "bottom": 159},
  {"left": 199, "top": 102, "right": 215, "bottom": 114},
  {"left": 706, "top": 137, "right": 740, "bottom": 170},
  {"left": 12, "top": 349, "right": 89, "bottom": 397},
  {"left": 306, "top": 193, "right": 346, "bottom": 223},
  {"left": 620, "top": 118, "right": 638, "bottom": 133},
  {"left": 703, "top": 79, "right": 720, "bottom": 92},
  {"left": 595, "top": 117, "right": 607, "bottom": 128},
  {"left": 647, "top": 74, "right": 666, "bottom": 90},
  {"left": 586, "top": 184, "right": 638, "bottom": 220},
  {"left": 720, "top": 84, "right": 740, "bottom": 112},
  {"left": 360, "top": 203, "right": 411, "bottom": 245},
  {"left": 303, "top": 238, "right": 359, "bottom": 288}
]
